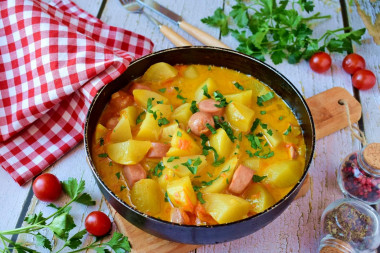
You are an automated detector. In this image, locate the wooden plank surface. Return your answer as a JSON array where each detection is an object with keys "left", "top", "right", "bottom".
[{"left": 0, "top": 0, "right": 379, "bottom": 252}]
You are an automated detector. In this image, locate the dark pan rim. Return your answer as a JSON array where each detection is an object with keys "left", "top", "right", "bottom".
[{"left": 84, "top": 46, "right": 316, "bottom": 229}]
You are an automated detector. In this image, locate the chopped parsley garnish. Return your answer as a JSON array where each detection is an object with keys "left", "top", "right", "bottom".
[
  {"left": 252, "top": 175, "right": 267, "bottom": 183},
  {"left": 158, "top": 88, "right": 166, "bottom": 93},
  {"left": 260, "top": 111, "right": 266, "bottom": 115},
  {"left": 213, "top": 116, "right": 236, "bottom": 142},
  {"left": 157, "top": 117, "right": 170, "bottom": 127},
  {"left": 207, "top": 172, "right": 213, "bottom": 178},
  {"left": 177, "top": 131, "right": 182, "bottom": 137},
  {"left": 200, "top": 134, "right": 225, "bottom": 166},
  {"left": 136, "top": 111, "right": 145, "bottom": 124},
  {"left": 120, "top": 185, "right": 126, "bottom": 191},
  {"left": 115, "top": 172, "right": 121, "bottom": 179},
  {"left": 233, "top": 82, "right": 244, "bottom": 90},
  {"left": 206, "top": 123, "right": 216, "bottom": 134},
  {"left": 152, "top": 162, "right": 165, "bottom": 177},
  {"left": 109, "top": 161, "right": 113, "bottom": 167},
  {"left": 222, "top": 166, "right": 231, "bottom": 173},
  {"left": 213, "top": 91, "right": 230, "bottom": 108},
  {"left": 167, "top": 156, "right": 179, "bottom": 162},
  {"left": 197, "top": 192, "right": 206, "bottom": 204},
  {"left": 250, "top": 118, "right": 260, "bottom": 132},
  {"left": 279, "top": 116, "right": 284, "bottom": 120},
  {"left": 257, "top": 92, "right": 274, "bottom": 106},
  {"left": 156, "top": 100, "right": 164, "bottom": 104},
  {"left": 174, "top": 87, "right": 187, "bottom": 103},
  {"left": 202, "top": 85, "right": 211, "bottom": 98},
  {"left": 246, "top": 134, "right": 262, "bottom": 150},
  {"left": 164, "top": 191, "right": 169, "bottom": 202},
  {"left": 284, "top": 125, "right": 292, "bottom": 135},
  {"left": 99, "top": 137, "right": 104, "bottom": 146},
  {"left": 202, "top": 176, "right": 220, "bottom": 186},
  {"left": 208, "top": 65, "right": 212, "bottom": 71},
  {"left": 212, "top": 157, "right": 225, "bottom": 166},
  {"left": 190, "top": 100, "right": 199, "bottom": 113},
  {"left": 181, "top": 157, "right": 202, "bottom": 174},
  {"left": 238, "top": 132, "right": 242, "bottom": 141},
  {"left": 267, "top": 129, "right": 273, "bottom": 136},
  {"left": 98, "top": 153, "right": 108, "bottom": 158}
]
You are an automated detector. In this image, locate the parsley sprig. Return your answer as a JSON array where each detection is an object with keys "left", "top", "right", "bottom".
[
  {"left": 202, "top": 0, "right": 365, "bottom": 64},
  {"left": 0, "top": 178, "right": 131, "bottom": 253}
]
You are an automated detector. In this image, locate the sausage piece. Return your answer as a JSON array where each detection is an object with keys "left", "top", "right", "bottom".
[
  {"left": 146, "top": 142, "right": 170, "bottom": 158},
  {"left": 228, "top": 164, "right": 255, "bottom": 194},
  {"left": 109, "top": 90, "right": 134, "bottom": 111},
  {"left": 198, "top": 99, "right": 224, "bottom": 117},
  {"left": 105, "top": 116, "right": 119, "bottom": 129},
  {"left": 128, "top": 83, "right": 152, "bottom": 94},
  {"left": 122, "top": 164, "right": 147, "bottom": 188},
  {"left": 188, "top": 112, "right": 215, "bottom": 136}
]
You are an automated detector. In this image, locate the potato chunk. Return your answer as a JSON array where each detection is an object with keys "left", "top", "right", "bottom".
[
  {"left": 243, "top": 158, "right": 260, "bottom": 170},
  {"left": 202, "top": 156, "right": 238, "bottom": 193},
  {"left": 95, "top": 124, "right": 107, "bottom": 144},
  {"left": 259, "top": 125, "right": 282, "bottom": 148},
  {"left": 194, "top": 78, "right": 217, "bottom": 102},
  {"left": 106, "top": 140, "right": 151, "bottom": 165},
  {"left": 167, "top": 176, "right": 197, "bottom": 212},
  {"left": 171, "top": 103, "right": 192, "bottom": 126},
  {"left": 158, "top": 168, "right": 178, "bottom": 190},
  {"left": 163, "top": 155, "right": 207, "bottom": 178},
  {"left": 183, "top": 65, "right": 199, "bottom": 79},
  {"left": 166, "top": 128, "right": 202, "bottom": 156},
  {"left": 245, "top": 184, "right": 275, "bottom": 213},
  {"left": 160, "top": 122, "right": 178, "bottom": 142},
  {"left": 131, "top": 179, "right": 162, "bottom": 215},
  {"left": 224, "top": 90, "right": 252, "bottom": 107},
  {"left": 136, "top": 104, "right": 172, "bottom": 141},
  {"left": 133, "top": 89, "right": 169, "bottom": 108},
  {"left": 203, "top": 193, "right": 250, "bottom": 224},
  {"left": 226, "top": 102, "right": 255, "bottom": 132},
  {"left": 142, "top": 62, "right": 178, "bottom": 82},
  {"left": 264, "top": 160, "right": 303, "bottom": 188},
  {"left": 110, "top": 113, "right": 132, "bottom": 143},
  {"left": 120, "top": 106, "right": 137, "bottom": 127},
  {"left": 209, "top": 128, "right": 233, "bottom": 159}
]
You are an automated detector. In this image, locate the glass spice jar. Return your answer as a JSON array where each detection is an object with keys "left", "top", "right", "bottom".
[
  {"left": 337, "top": 143, "right": 380, "bottom": 205},
  {"left": 319, "top": 198, "right": 380, "bottom": 253}
]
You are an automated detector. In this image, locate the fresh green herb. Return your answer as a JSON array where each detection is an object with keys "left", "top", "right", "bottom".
[
  {"left": 222, "top": 166, "right": 231, "bottom": 173},
  {"left": 246, "top": 134, "right": 262, "bottom": 150},
  {"left": 213, "top": 116, "right": 236, "bottom": 142},
  {"left": 177, "top": 131, "right": 182, "bottom": 137},
  {"left": 120, "top": 185, "right": 126, "bottom": 191},
  {"left": 193, "top": 185, "right": 202, "bottom": 192},
  {"left": 136, "top": 111, "right": 146, "bottom": 125},
  {"left": 158, "top": 88, "right": 166, "bottom": 93},
  {"left": 202, "top": 176, "right": 220, "bottom": 186},
  {"left": 233, "top": 82, "right": 244, "bottom": 90},
  {"left": 146, "top": 97, "right": 154, "bottom": 113},
  {"left": 194, "top": 175, "right": 201, "bottom": 179},
  {"left": 156, "top": 100, "right": 164, "bottom": 104},
  {"left": 109, "top": 161, "right": 113, "bottom": 167},
  {"left": 173, "top": 165, "right": 179, "bottom": 169},
  {"left": 200, "top": 134, "right": 225, "bottom": 166},
  {"left": 260, "top": 122, "right": 267, "bottom": 129},
  {"left": 202, "top": 1, "right": 365, "bottom": 64},
  {"left": 226, "top": 178, "right": 229, "bottom": 184},
  {"left": 158, "top": 117, "right": 170, "bottom": 127},
  {"left": 99, "top": 137, "right": 104, "bottom": 146},
  {"left": 250, "top": 118, "right": 260, "bottom": 132},
  {"left": 174, "top": 87, "right": 187, "bottom": 103},
  {"left": 260, "top": 111, "right": 266, "bottom": 115},
  {"left": 207, "top": 172, "right": 213, "bottom": 178},
  {"left": 238, "top": 132, "right": 242, "bottom": 141},
  {"left": 284, "top": 125, "right": 292, "bottom": 135},
  {"left": 187, "top": 128, "right": 191, "bottom": 133},
  {"left": 190, "top": 100, "right": 199, "bottom": 113},
  {"left": 98, "top": 153, "right": 108, "bottom": 158},
  {"left": 197, "top": 192, "right": 206, "bottom": 204},
  {"left": 252, "top": 175, "right": 267, "bottom": 183},
  {"left": 116, "top": 172, "right": 121, "bottom": 179},
  {"left": 167, "top": 156, "right": 179, "bottom": 162},
  {"left": 256, "top": 151, "right": 274, "bottom": 159},
  {"left": 213, "top": 91, "right": 230, "bottom": 108},
  {"left": 164, "top": 192, "right": 169, "bottom": 202},
  {"left": 212, "top": 157, "right": 225, "bottom": 166},
  {"left": 170, "top": 105, "right": 174, "bottom": 112},
  {"left": 202, "top": 85, "right": 211, "bottom": 98},
  {"left": 208, "top": 65, "right": 212, "bottom": 71},
  {"left": 267, "top": 129, "right": 273, "bottom": 136},
  {"left": 236, "top": 144, "right": 240, "bottom": 149},
  {"left": 279, "top": 116, "right": 284, "bottom": 120},
  {"left": 206, "top": 123, "right": 217, "bottom": 134},
  {"left": 257, "top": 92, "right": 274, "bottom": 106},
  {"left": 181, "top": 157, "right": 202, "bottom": 174},
  {"left": 153, "top": 162, "right": 165, "bottom": 177}
]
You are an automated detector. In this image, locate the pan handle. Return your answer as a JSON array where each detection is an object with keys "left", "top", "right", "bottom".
[
  {"left": 160, "top": 25, "right": 192, "bottom": 47},
  {"left": 178, "top": 21, "right": 230, "bottom": 49}
]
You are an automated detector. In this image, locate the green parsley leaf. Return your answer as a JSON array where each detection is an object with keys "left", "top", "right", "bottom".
[
  {"left": 201, "top": 85, "right": 211, "bottom": 98},
  {"left": 158, "top": 117, "right": 170, "bottom": 127},
  {"left": 120, "top": 185, "right": 126, "bottom": 191},
  {"left": 250, "top": 118, "right": 260, "bottom": 132},
  {"left": 252, "top": 175, "right": 267, "bottom": 183},
  {"left": 279, "top": 116, "right": 284, "bottom": 120},
  {"left": 158, "top": 88, "right": 166, "bottom": 93},
  {"left": 109, "top": 161, "right": 113, "bottom": 167},
  {"left": 177, "top": 131, "right": 182, "bottom": 137},
  {"left": 202, "top": 176, "right": 220, "bottom": 186},
  {"left": 206, "top": 123, "right": 217, "bottom": 134},
  {"left": 136, "top": 111, "right": 145, "bottom": 125},
  {"left": 164, "top": 191, "right": 169, "bottom": 202},
  {"left": 260, "top": 111, "right": 266, "bottom": 115},
  {"left": 153, "top": 162, "right": 165, "bottom": 177},
  {"left": 190, "top": 100, "right": 199, "bottom": 113},
  {"left": 99, "top": 137, "right": 104, "bottom": 146},
  {"left": 257, "top": 92, "right": 274, "bottom": 106},
  {"left": 75, "top": 193, "right": 96, "bottom": 206},
  {"left": 201, "top": 8, "right": 229, "bottom": 36},
  {"left": 24, "top": 212, "right": 45, "bottom": 225},
  {"left": 115, "top": 172, "right": 121, "bottom": 179},
  {"left": 63, "top": 229, "right": 87, "bottom": 250},
  {"left": 197, "top": 192, "right": 206, "bottom": 204},
  {"left": 61, "top": 178, "right": 85, "bottom": 200},
  {"left": 48, "top": 212, "right": 76, "bottom": 240},
  {"left": 181, "top": 157, "right": 202, "bottom": 174},
  {"left": 104, "top": 232, "right": 131, "bottom": 252},
  {"left": 174, "top": 87, "right": 187, "bottom": 103},
  {"left": 284, "top": 125, "right": 292, "bottom": 135},
  {"left": 233, "top": 82, "right": 244, "bottom": 90},
  {"left": 35, "top": 233, "right": 52, "bottom": 250},
  {"left": 167, "top": 156, "right": 179, "bottom": 162},
  {"left": 213, "top": 116, "right": 236, "bottom": 142},
  {"left": 213, "top": 91, "right": 230, "bottom": 108},
  {"left": 98, "top": 153, "right": 108, "bottom": 158}
]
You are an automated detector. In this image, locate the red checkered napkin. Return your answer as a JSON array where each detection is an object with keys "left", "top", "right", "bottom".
[{"left": 0, "top": 0, "right": 154, "bottom": 185}]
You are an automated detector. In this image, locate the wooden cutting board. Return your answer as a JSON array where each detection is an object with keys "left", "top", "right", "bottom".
[{"left": 108, "top": 87, "right": 361, "bottom": 253}]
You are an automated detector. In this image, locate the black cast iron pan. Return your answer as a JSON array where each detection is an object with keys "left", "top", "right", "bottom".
[{"left": 84, "top": 46, "right": 315, "bottom": 244}]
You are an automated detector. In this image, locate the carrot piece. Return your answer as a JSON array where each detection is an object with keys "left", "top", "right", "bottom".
[
  {"left": 195, "top": 202, "right": 217, "bottom": 225},
  {"left": 178, "top": 139, "right": 191, "bottom": 150}
]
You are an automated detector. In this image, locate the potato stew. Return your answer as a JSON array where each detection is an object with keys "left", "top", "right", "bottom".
[{"left": 92, "top": 63, "right": 306, "bottom": 225}]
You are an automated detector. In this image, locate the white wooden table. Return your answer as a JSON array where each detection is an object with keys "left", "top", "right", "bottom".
[{"left": 1, "top": 0, "right": 379, "bottom": 252}]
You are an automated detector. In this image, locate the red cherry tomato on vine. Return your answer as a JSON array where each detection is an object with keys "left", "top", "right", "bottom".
[
  {"left": 352, "top": 69, "right": 376, "bottom": 90},
  {"left": 342, "top": 53, "right": 366, "bottom": 74},
  {"left": 32, "top": 173, "right": 62, "bottom": 202},
  {"left": 85, "top": 211, "right": 112, "bottom": 236},
  {"left": 309, "top": 52, "right": 332, "bottom": 73}
]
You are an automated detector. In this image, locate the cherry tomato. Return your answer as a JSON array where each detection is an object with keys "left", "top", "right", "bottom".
[
  {"left": 342, "top": 53, "right": 366, "bottom": 74},
  {"left": 352, "top": 69, "right": 376, "bottom": 90},
  {"left": 32, "top": 173, "right": 62, "bottom": 202},
  {"left": 85, "top": 211, "right": 112, "bottom": 236},
  {"left": 309, "top": 52, "right": 332, "bottom": 73}
]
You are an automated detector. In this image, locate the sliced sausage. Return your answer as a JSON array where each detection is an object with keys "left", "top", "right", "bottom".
[
  {"left": 228, "top": 164, "right": 255, "bottom": 194},
  {"left": 122, "top": 164, "right": 147, "bottom": 188},
  {"left": 198, "top": 99, "right": 224, "bottom": 117},
  {"left": 188, "top": 112, "right": 215, "bottom": 136},
  {"left": 105, "top": 116, "right": 119, "bottom": 129},
  {"left": 170, "top": 208, "right": 185, "bottom": 224},
  {"left": 128, "top": 83, "right": 152, "bottom": 94},
  {"left": 109, "top": 90, "right": 134, "bottom": 111},
  {"left": 146, "top": 142, "right": 170, "bottom": 158},
  {"left": 286, "top": 144, "right": 298, "bottom": 159}
]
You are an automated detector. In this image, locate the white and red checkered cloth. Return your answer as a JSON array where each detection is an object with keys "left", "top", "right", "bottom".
[{"left": 0, "top": 0, "right": 154, "bottom": 185}]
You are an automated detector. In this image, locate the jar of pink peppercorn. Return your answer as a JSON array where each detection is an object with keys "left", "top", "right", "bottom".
[{"left": 337, "top": 143, "right": 380, "bottom": 205}]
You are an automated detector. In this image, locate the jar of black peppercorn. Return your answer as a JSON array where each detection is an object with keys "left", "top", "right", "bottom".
[{"left": 337, "top": 143, "right": 380, "bottom": 205}]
